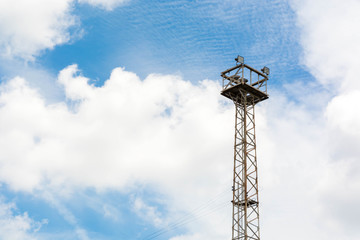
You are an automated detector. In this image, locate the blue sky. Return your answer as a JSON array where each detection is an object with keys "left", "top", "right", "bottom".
[
  {"left": 0, "top": 0, "right": 359, "bottom": 240},
  {"left": 5, "top": 0, "right": 308, "bottom": 85}
]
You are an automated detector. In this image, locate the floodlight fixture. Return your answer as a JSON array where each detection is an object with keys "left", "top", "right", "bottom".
[
  {"left": 261, "top": 66, "right": 270, "bottom": 75},
  {"left": 235, "top": 55, "right": 244, "bottom": 64}
]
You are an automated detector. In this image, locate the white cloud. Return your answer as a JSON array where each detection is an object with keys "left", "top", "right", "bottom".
[
  {"left": 281, "top": 0, "right": 360, "bottom": 239},
  {"left": 0, "top": 60, "right": 358, "bottom": 240},
  {"left": 102, "top": 204, "right": 120, "bottom": 221},
  {"left": 0, "top": 2, "right": 359, "bottom": 239},
  {"left": 325, "top": 90, "right": 360, "bottom": 162},
  {"left": 0, "top": 0, "right": 76, "bottom": 61},
  {"left": 0, "top": 0, "right": 127, "bottom": 61},
  {"left": 153, "top": 1, "right": 360, "bottom": 239},
  {"left": 78, "top": 0, "right": 128, "bottom": 10},
  {"left": 40, "top": 192, "right": 89, "bottom": 240},
  {"left": 132, "top": 197, "right": 163, "bottom": 227},
  {"left": 0, "top": 64, "right": 233, "bottom": 238},
  {"left": 0, "top": 65, "right": 233, "bottom": 196},
  {"left": 169, "top": 233, "right": 203, "bottom": 240},
  {"left": 292, "top": 0, "right": 360, "bottom": 91},
  {"left": 0, "top": 198, "right": 45, "bottom": 240}
]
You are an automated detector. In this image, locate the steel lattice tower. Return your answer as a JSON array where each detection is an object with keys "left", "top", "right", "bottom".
[{"left": 221, "top": 56, "right": 269, "bottom": 240}]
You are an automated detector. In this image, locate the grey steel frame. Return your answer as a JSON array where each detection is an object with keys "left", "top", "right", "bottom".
[{"left": 221, "top": 62, "right": 269, "bottom": 240}]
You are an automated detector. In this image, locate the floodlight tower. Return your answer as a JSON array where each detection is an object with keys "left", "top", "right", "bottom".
[{"left": 221, "top": 56, "right": 269, "bottom": 240}]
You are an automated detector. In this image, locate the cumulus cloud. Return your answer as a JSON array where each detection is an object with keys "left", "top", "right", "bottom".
[
  {"left": 0, "top": 64, "right": 233, "bottom": 238},
  {"left": 292, "top": 0, "right": 360, "bottom": 178},
  {"left": 168, "top": 1, "right": 360, "bottom": 239},
  {"left": 0, "top": 2, "right": 359, "bottom": 239},
  {"left": 0, "top": 63, "right": 358, "bottom": 240},
  {"left": 277, "top": 0, "right": 360, "bottom": 239},
  {"left": 0, "top": 61, "right": 343, "bottom": 240},
  {"left": 0, "top": 64, "right": 233, "bottom": 196},
  {"left": 0, "top": 0, "right": 76, "bottom": 60},
  {"left": 0, "top": 0, "right": 126, "bottom": 60},
  {"left": 292, "top": 0, "right": 360, "bottom": 91}
]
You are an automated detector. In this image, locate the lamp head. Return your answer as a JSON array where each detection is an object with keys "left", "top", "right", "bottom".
[
  {"left": 261, "top": 66, "right": 270, "bottom": 75},
  {"left": 235, "top": 55, "right": 244, "bottom": 64}
]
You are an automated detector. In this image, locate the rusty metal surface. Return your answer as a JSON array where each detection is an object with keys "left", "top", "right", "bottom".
[
  {"left": 221, "top": 83, "right": 268, "bottom": 104},
  {"left": 221, "top": 59, "right": 269, "bottom": 240}
]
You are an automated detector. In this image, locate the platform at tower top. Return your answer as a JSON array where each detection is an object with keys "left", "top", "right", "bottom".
[
  {"left": 221, "top": 62, "right": 269, "bottom": 105},
  {"left": 221, "top": 82, "right": 268, "bottom": 104}
]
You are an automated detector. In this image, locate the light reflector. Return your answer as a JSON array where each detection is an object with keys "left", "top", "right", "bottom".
[
  {"left": 261, "top": 66, "right": 270, "bottom": 75},
  {"left": 235, "top": 55, "right": 244, "bottom": 64}
]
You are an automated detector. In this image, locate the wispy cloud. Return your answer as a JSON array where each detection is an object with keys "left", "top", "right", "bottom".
[
  {"left": 78, "top": 0, "right": 128, "bottom": 10},
  {"left": 41, "top": 191, "right": 90, "bottom": 240}
]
